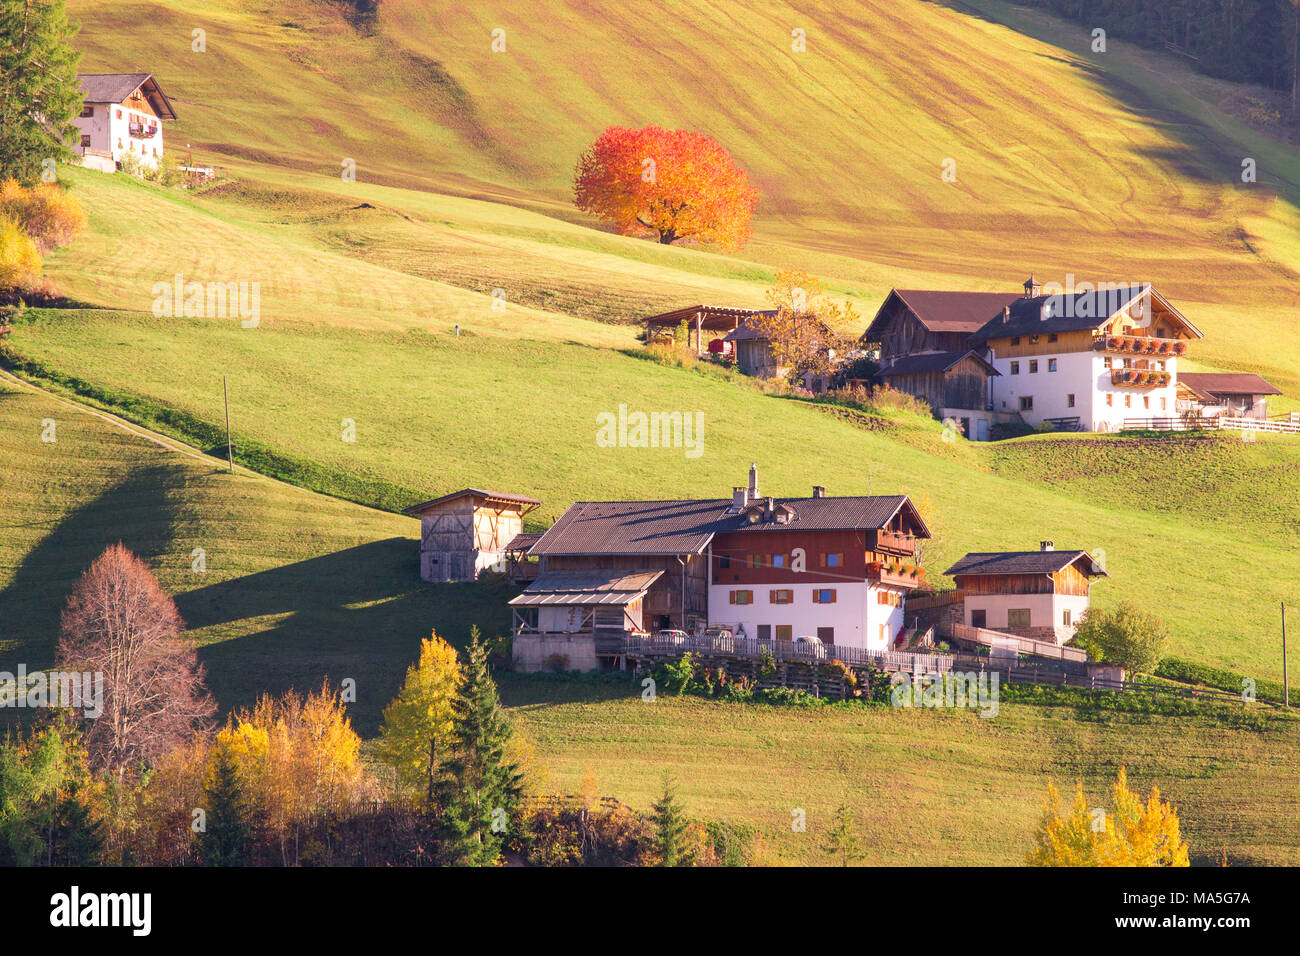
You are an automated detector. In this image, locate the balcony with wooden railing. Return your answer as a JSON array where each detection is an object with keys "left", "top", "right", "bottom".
[
  {"left": 1111, "top": 368, "right": 1171, "bottom": 388},
  {"left": 866, "top": 560, "right": 926, "bottom": 589},
  {"left": 128, "top": 121, "right": 158, "bottom": 139},
  {"left": 871, "top": 528, "right": 918, "bottom": 555},
  {"left": 1093, "top": 334, "right": 1186, "bottom": 357}
]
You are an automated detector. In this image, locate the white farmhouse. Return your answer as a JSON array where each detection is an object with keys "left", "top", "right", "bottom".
[
  {"left": 970, "top": 279, "right": 1204, "bottom": 432},
  {"left": 72, "top": 74, "right": 177, "bottom": 173}
]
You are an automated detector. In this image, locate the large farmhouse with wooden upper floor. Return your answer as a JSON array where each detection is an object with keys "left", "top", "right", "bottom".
[
  {"left": 506, "top": 464, "right": 931, "bottom": 671},
  {"left": 864, "top": 277, "right": 1223, "bottom": 435},
  {"left": 72, "top": 73, "right": 176, "bottom": 173},
  {"left": 971, "top": 278, "right": 1204, "bottom": 433}
]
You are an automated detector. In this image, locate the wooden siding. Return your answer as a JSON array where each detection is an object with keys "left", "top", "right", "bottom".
[
  {"left": 955, "top": 562, "right": 1092, "bottom": 596},
  {"left": 416, "top": 495, "right": 526, "bottom": 582},
  {"left": 985, "top": 329, "right": 1093, "bottom": 358},
  {"left": 539, "top": 553, "right": 708, "bottom": 630},
  {"left": 870, "top": 298, "right": 973, "bottom": 360}
]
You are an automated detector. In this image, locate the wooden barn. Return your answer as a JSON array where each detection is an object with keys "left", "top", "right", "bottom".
[
  {"left": 877, "top": 349, "right": 999, "bottom": 413},
  {"left": 403, "top": 489, "right": 540, "bottom": 582}
]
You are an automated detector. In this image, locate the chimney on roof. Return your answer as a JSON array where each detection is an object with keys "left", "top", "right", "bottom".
[
  {"left": 1041, "top": 540, "right": 1054, "bottom": 552},
  {"left": 1002, "top": 304, "right": 1011, "bottom": 324},
  {"left": 764, "top": 496, "right": 774, "bottom": 521},
  {"left": 1024, "top": 275, "right": 1041, "bottom": 298},
  {"left": 731, "top": 486, "right": 749, "bottom": 512},
  {"left": 812, "top": 485, "right": 825, "bottom": 498},
  {"left": 748, "top": 462, "right": 759, "bottom": 499}
]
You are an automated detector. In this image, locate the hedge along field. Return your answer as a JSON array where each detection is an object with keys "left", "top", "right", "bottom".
[{"left": 6, "top": 308, "right": 1300, "bottom": 677}]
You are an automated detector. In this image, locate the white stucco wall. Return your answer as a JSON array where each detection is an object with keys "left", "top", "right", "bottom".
[
  {"left": 707, "top": 582, "right": 906, "bottom": 651},
  {"left": 963, "top": 592, "right": 1091, "bottom": 641},
  {"left": 71, "top": 102, "right": 164, "bottom": 170},
  {"left": 989, "top": 348, "right": 1177, "bottom": 431}
]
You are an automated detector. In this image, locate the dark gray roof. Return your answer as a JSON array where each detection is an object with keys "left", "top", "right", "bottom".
[
  {"left": 970, "top": 286, "right": 1150, "bottom": 340},
  {"left": 529, "top": 500, "right": 728, "bottom": 555},
  {"left": 508, "top": 570, "right": 663, "bottom": 606},
  {"left": 945, "top": 550, "right": 1108, "bottom": 577},
  {"left": 880, "top": 349, "right": 999, "bottom": 377},
  {"left": 529, "top": 494, "right": 928, "bottom": 556},
  {"left": 717, "top": 495, "right": 926, "bottom": 535},
  {"left": 1178, "top": 372, "right": 1281, "bottom": 398}
]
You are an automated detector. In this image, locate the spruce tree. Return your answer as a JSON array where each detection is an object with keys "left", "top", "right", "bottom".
[
  {"left": 199, "top": 747, "right": 252, "bottom": 866},
  {"left": 822, "top": 803, "right": 865, "bottom": 867},
  {"left": 0, "top": 0, "right": 84, "bottom": 183},
  {"left": 651, "top": 774, "right": 688, "bottom": 866},
  {"left": 433, "top": 629, "right": 523, "bottom": 866}
]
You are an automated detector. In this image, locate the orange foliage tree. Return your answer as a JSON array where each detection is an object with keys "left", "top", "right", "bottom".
[
  {"left": 573, "top": 125, "right": 759, "bottom": 251},
  {"left": 744, "top": 269, "right": 858, "bottom": 382}
]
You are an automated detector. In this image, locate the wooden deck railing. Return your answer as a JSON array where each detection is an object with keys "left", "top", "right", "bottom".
[{"left": 949, "top": 623, "right": 1087, "bottom": 662}]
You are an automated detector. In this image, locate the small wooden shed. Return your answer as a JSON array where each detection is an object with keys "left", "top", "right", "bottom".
[{"left": 404, "top": 489, "right": 540, "bottom": 582}]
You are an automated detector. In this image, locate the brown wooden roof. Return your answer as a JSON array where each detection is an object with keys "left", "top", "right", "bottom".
[
  {"left": 403, "top": 488, "right": 541, "bottom": 516},
  {"left": 863, "top": 290, "right": 1023, "bottom": 342},
  {"left": 1177, "top": 372, "right": 1281, "bottom": 399},
  {"left": 644, "top": 305, "right": 775, "bottom": 332}
]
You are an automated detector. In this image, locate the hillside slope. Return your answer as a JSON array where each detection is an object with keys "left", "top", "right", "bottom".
[{"left": 69, "top": 0, "right": 1300, "bottom": 395}]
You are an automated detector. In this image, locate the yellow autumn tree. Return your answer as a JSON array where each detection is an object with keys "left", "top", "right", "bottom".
[
  {"left": 1028, "top": 767, "right": 1189, "bottom": 867},
  {"left": 220, "top": 683, "right": 371, "bottom": 865},
  {"left": 378, "top": 631, "right": 463, "bottom": 799},
  {"left": 745, "top": 269, "right": 858, "bottom": 383}
]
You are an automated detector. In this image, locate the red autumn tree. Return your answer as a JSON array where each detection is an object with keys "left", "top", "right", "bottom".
[
  {"left": 573, "top": 125, "right": 759, "bottom": 252},
  {"left": 58, "top": 543, "right": 216, "bottom": 779}
]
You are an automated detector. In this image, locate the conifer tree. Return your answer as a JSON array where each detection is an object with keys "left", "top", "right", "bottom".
[
  {"left": 0, "top": 0, "right": 84, "bottom": 183},
  {"left": 199, "top": 746, "right": 252, "bottom": 866},
  {"left": 650, "top": 774, "right": 688, "bottom": 867},
  {"left": 433, "top": 629, "right": 523, "bottom": 866},
  {"left": 822, "top": 803, "right": 865, "bottom": 866}
]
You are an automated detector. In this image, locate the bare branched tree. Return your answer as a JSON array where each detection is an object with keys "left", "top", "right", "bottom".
[{"left": 57, "top": 543, "right": 216, "bottom": 779}]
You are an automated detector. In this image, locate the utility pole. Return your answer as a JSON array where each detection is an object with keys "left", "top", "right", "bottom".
[
  {"left": 223, "top": 375, "right": 234, "bottom": 473},
  {"left": 1283, "top": 601, "right": 1290, "bottom": 709}
]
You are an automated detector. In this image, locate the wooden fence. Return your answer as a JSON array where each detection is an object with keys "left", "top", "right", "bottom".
[
  {"left": 949, "top": 623, "right": 1088, "bottom": 662},
  {"left": 1124, "top": 416, "right": 1300, "bottom": 435},
  {"left": 623, "top": 634, "right": 955, "bottom": 674}
]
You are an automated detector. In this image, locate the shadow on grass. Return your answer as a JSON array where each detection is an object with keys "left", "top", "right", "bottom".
[
  {"left": 179, "top": 544, "right": 516, "bottom": 734},
  {"left": 0, "top": 460, "right": 517, "bottom": 735},
  {"left": 0, "top": 461, "right": 187, "bottom": 670},
  {"left": 925, "top": 0, "right": 1300, "bottom": 203}
]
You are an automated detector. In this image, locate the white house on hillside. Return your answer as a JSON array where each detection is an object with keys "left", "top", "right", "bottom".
[
  {"left": 72, "top": 74, "right": 176, "bottom": 173},
  {"left": 970, "top": 279, "right": 1205, "bottom": 432}
]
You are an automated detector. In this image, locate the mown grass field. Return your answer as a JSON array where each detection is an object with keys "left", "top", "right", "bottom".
[
  {"left": 504, "top": 678, "right": 1300, "bottom": 866},
  {"left": 0, "top": 381, "right": 513, "bottom": 732},
  {"left": 2, "top": 0, "right": 1296, "bottom": 863}
]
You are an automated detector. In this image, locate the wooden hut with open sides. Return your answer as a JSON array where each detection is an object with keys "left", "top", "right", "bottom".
[{"left": 403, "top": 489, "right": 540, "bottom": 582}]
